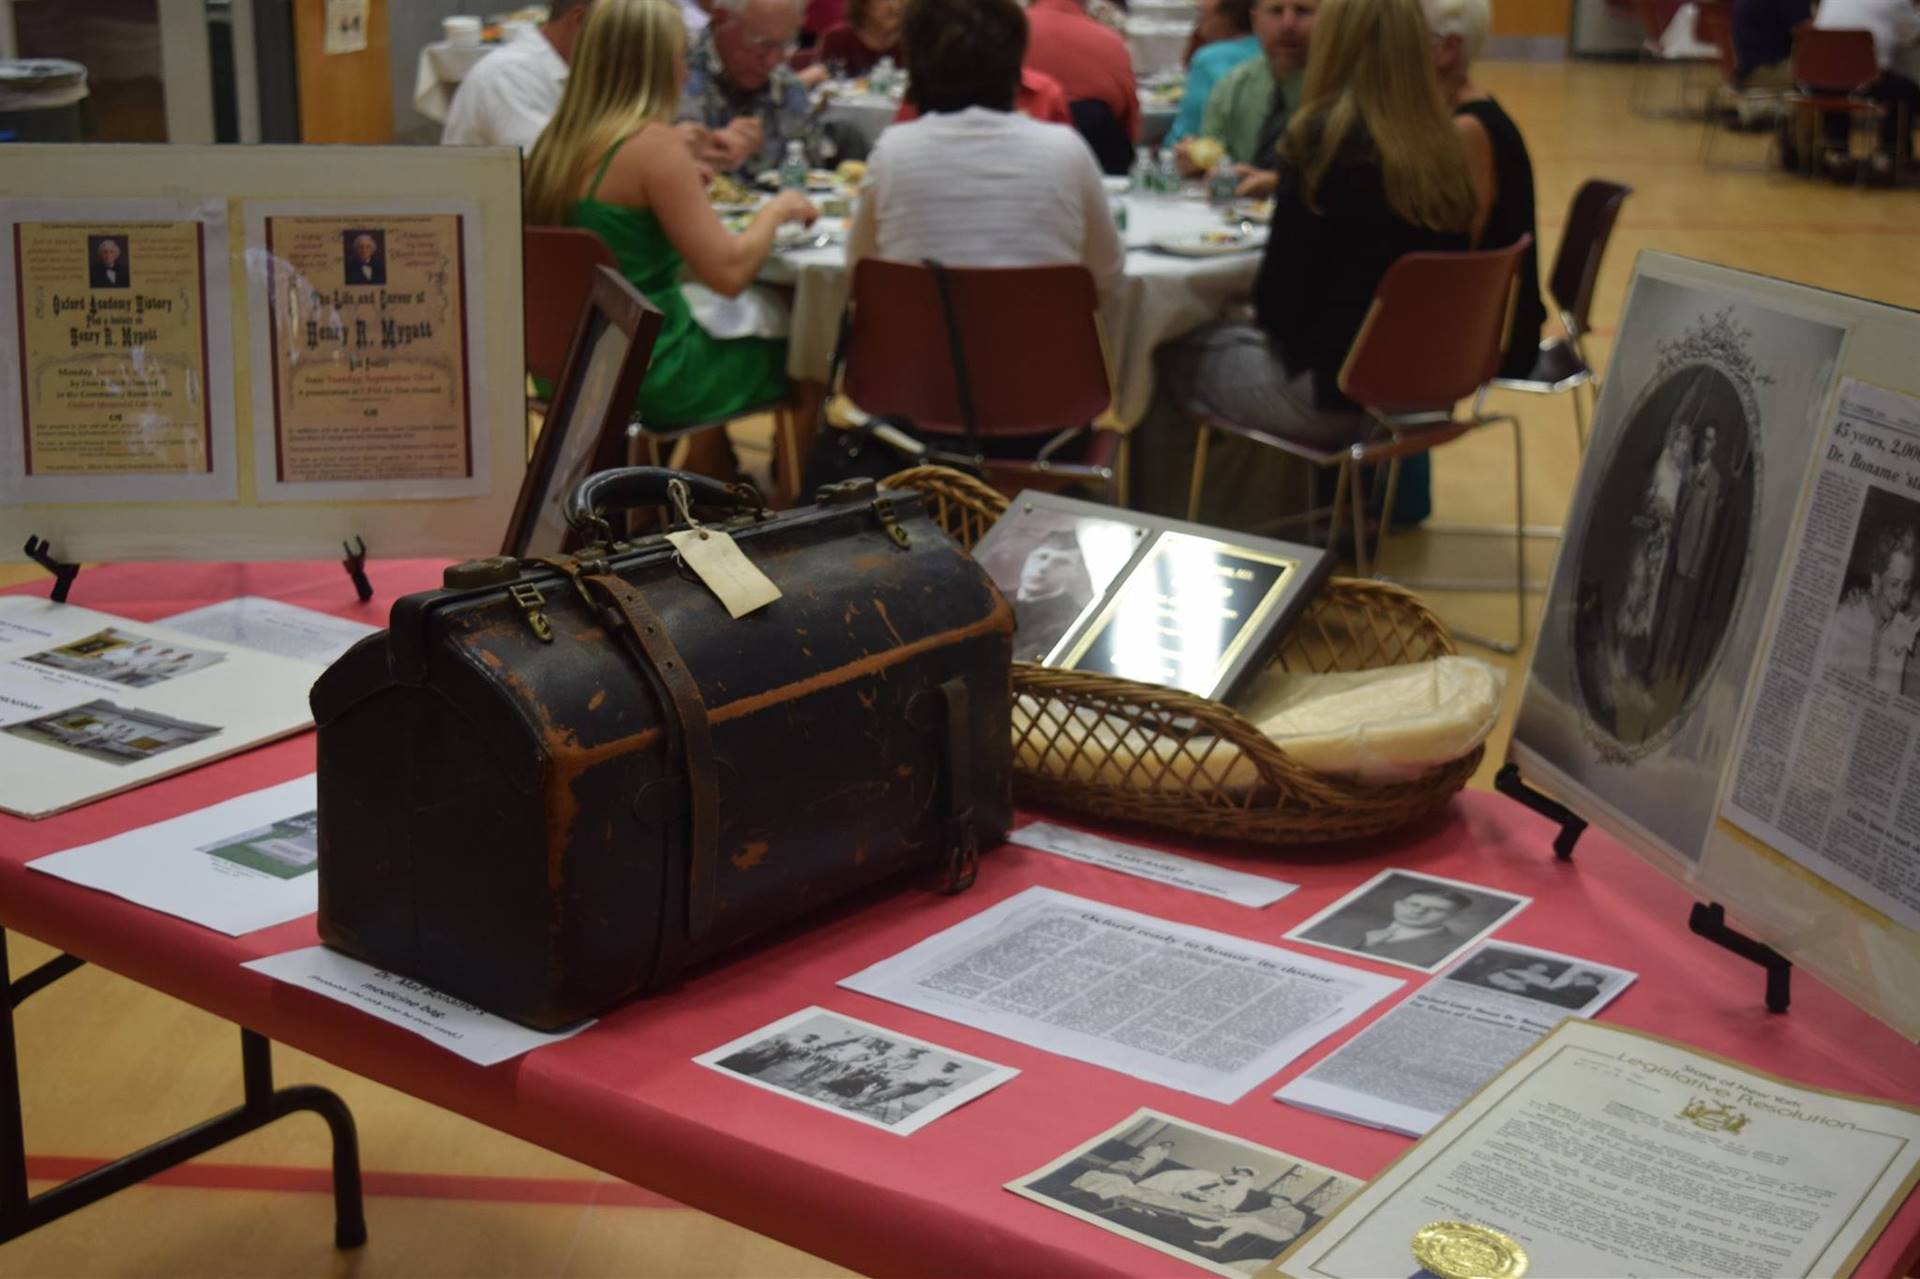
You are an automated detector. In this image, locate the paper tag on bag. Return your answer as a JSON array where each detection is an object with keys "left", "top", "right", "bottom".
[{"left": 667, "top": 528, "right": 782, "bottom": 619}]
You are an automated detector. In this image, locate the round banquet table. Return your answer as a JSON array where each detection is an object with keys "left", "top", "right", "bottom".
[
  {"left": 757, "top": 191, "right": 1264, "bottom": 429},
  {"left": 818, "top": 87, "right": 904, "bottom": 153},
  {"left": 412, "top": 39, "right": 497, "bottom": 125}
]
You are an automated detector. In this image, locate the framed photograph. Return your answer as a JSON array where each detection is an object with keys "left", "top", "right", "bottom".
[
  {"left": 502, "top": 267, "right": 664, "bottom": 558},
  {"left": 1285, "top": 868, "right": 1531, "bottom": 973},
  {"left": 693, "top": 1006, "right": 1018, "bottom": 1136},
  {"left": 971, "top": 500, "right": 1146, "bottom": 661},
  {"left": 1006, "top": 1107, "right": 1359, "bottom": 1279}
]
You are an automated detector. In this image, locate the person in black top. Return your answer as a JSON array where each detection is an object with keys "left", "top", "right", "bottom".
[
  {"left": 1426, "top": 0, "right": 1544, "bottom": 382},
  {"left": 1130, "top": 0, "right": 1476, "bottom": 529}
]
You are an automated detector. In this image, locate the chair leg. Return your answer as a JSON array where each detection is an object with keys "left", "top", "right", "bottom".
[
  {"left": 1377, "top": 457, "right": 1403, "bottom": 561},
  {"left": 1326, "top": 459, "right": 1350, "bottom": 564},
  {"left": 1511, "top": 415, "right": 1528, "bottom": 650},
  {"left": 1572, "top": 381, "right": 1590, "bottom": 452},
  {"left": 1186, "top": 423, "right": 1211, "bottom": 522},
  {"left": 1348, "top": 457, "right": 1370, "bottom": 577}
]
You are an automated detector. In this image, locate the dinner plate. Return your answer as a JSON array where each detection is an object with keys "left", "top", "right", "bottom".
[
  {"left": 1230, "top": 199, "right": 1274, "bottom": 224},
  {"left": 1152, "top": 232, "right": 1265, "bottom": 257}
]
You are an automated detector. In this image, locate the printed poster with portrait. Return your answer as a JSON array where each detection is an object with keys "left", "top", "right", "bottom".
[
  {"left": 0, "top": 199, "right": 237, "bottom": 505},
  {"left": 252, "top": 207, "right": 487, "bottom": 501},
  {"left": 1512, "top": 260, "right": 1848, "bottom": 872}
]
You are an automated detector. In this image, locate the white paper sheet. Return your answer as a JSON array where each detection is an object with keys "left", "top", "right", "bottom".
[
  {"left": 1011, "top": 821, "right": 1297, "bottom": 908},
  {"left": 30, "top": 775, "right": 321, "bottom": 935},
  {"left": 244, "top": 946, "right": 591, "bottom": 1066},
  {"left": 158, "top": 596, "right": 379, "bottom": 667},
  {"left": 839, "top": 887, "right": 1402, "bottom": 1103},
  {"left": 0, "top": 597, "right": 318, "bottom": 819},
  {"left": 1276, "top": 940, "right": 1636, "bottom": 1136},
  {"left": 694, "top": 1005, "right": 1018, "bottom": 1135}
]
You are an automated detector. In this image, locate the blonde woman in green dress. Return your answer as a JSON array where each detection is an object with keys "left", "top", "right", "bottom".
[{"left": 525, "top": 0, "right": 817, "bottom": 430}]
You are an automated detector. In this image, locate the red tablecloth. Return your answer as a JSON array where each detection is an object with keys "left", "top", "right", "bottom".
[{"left": 3, "top": 562, "right": 1918, "bottom": 1279}]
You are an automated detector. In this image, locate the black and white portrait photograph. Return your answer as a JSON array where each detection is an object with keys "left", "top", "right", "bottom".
[
  {"left": 972, "top": 501, "right": 1144, "bottom": 662},
  {"left": 1441, "top": 943, "right": 1634, "bottom": 1014},
  {"left": 1514, "top": 262, "right": 1848, "bottom": 870},
  {"left": 1285, "top": 869, "right": 1531, "bottom": 973},
  {"left": 6, "top": 700, "right": 221, "bottom": 767},
  {"left": 694, "top": 1006, "right": 1017, "bottom": 1135},
  {"left": 87, "top": 233, "right": 130, "bottom": 288},
  {"left": 341, "top": 228, "right": 387, "bottom": 286},
  {"left": 1007, "top": 1108, "right": 1358, "bottom": 1278},
  {"left": 1570, "top": 362, "right": 1753, "bottom": 748},
  {"left": 1820, "top": 487, "right": 1920, "bottom": 698}
]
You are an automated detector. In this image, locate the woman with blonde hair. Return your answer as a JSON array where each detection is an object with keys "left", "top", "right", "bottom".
[
  {"left": 526, "top": 0, "right": 816, "bottom": 429},
  {"left": 1132, "top": 0, "right": 1476, "bottom": 529}
]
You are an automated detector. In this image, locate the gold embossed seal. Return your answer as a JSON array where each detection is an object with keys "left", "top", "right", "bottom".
[{"left": 1410, "top": 1221, "right": 1529, "bottom": 1279}]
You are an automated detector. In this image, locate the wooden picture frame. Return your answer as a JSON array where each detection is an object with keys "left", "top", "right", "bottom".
[{"left": 502, "top": 265, "right": 663, "bottom": 558}]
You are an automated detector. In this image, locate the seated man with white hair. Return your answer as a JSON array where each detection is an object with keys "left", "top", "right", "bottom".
[{"left": 679, "top": 0, "right": 826, "bottom": 176}]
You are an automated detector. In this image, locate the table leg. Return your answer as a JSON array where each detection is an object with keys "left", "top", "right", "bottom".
[{"left": 0, "top": 928, "right": 368, "bottom": 1249}]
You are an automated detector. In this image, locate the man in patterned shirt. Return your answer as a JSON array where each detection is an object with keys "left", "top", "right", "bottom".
[{"left": 679, "top": 0, "right": 823, "bottom": 176}]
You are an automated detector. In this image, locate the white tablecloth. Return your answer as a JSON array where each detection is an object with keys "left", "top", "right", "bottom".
[
  {"left": 1126, "top": 17, "right": 1195, "bottom": 74},
  {"left": 819, "top": 88, "right": 903, "bottom": 152},
  {"left": 412, "top": 40, "right": 497, "bottom": 126},
  {"left": 760, "top": 193, "right": 1260, "bottom": 428}
]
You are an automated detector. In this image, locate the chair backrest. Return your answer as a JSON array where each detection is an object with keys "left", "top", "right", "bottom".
[
  {"left": 1338, "top": 238, "right": 1531, "bottom": 415},
  {"left": 525, "top": 226, "right": 619, "bottom": 387},
  {"left": 1793, "top": 23, "right": 1878, "bottom": 93},
  {"left": 1546, "top": 178, "right": 1631, "bottom": 336},
  {"left": 1693, "top": 0, "right": 1736, "bottom": 75},
  {"left": 1066, "top": 98, "right": 1135, "bottom": 175},
  {"left": 842, "top": 259, "right": 1112, "bottom": 439}
]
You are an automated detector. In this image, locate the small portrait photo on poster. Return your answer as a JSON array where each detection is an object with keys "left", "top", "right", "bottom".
[
  {"left": 341, "top": 228, "right": 387, "bottom": 286},
  {"left": 971, "top": 504, "right": 1143, "bottom": 662},
  {"left": 1285, "top": 869, "right": 1530, "bottom": 973},
  {"left": 1820, "top": 486, "right": 1920, "bottom": 699},
  {"left": 6, "top": 700, "right": 220, "bottom": 767},
  {"left": 694, "top": 1006, "right": 1017, "bottom": 1135},
  {"left": 1441, "top": 943, "right": 1631, "bottom": 1013},
  {"left": 88, "top": 233, "right": 130, "bottom": 289},
  {"left": 1007, "top": 1108, "right": 1359, "bottom": 1279},
  {"left": 21, "top": 628, "right": 225, "bottom": 689},
  {"left": 197, "top": 809, "right": 320, "bottom": 880}
]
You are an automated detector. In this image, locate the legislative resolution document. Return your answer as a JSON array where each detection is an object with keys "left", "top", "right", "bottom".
[
  {"left": 1271, "top": 1020, "right": 1920, "bottom": 1279},
  {"left": 252, "top": 206, "right": 485, "bottom": 501}
]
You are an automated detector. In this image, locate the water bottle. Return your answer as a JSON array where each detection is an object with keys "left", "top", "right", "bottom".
[
  {"left": 779, "top": 138, "right": 808, "bottom": 191},
  {"left": 1208, "top": 162, "right": 1239, "bottom": 210},
  {"left": 1129, "top": 146, "right": 1155, "bottom": 194},
  {"left": 1110, "top": 193, "right": 1128, "bottom": 235},
  {"left": 1155, "top": 147, "right": 1180, "bottom": 195}
]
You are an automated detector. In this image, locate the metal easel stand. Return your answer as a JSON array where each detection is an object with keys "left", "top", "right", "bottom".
[
  {"left": 1493, "top": 764, "right": 1792, "bottom": 1013},
  {"left": 0, "top": 928, "right": 367, "bottom": 1248}
]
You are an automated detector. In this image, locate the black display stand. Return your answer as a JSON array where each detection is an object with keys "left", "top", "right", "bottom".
[
  {"left": 1689, "top": 902, "right": 1793, "bottom": 1013},
  {"left": 1493, "top": 762, "right": 1587, "bottom": 859},
  {"left": 1496, "top": 761, "right": 1791, "bottom": 1014},
  {"left": 0, "top": 928, "right": 367, "bottom": 1248},
  {"left": 21, "top": 537, "right": 79, "bottom": 604},
  {"left": 341, "top": 537, "right": 373, "bottom": 602}
]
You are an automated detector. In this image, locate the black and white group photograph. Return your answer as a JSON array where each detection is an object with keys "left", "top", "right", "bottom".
[
  {"left": 695, "top": 1006, "right": 1018, "bottom": 1135},
  {"left": 1286, "top": 868, "right": 1530, "bottom": 972},
  {"left": 1441, "top": 943, "right": 1633, "bottom": 1014},
  {"left": 972, "top": 503, "right": 1142, "bottom": 662},
  {"left": 1821, "top": 486, "right": 1920, "bottom": 699},
  {"left": 1008, "top": 1108, "right": 1358, "bottom": 1278}
]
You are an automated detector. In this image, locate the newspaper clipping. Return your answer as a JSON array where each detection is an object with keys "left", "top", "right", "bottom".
[
  {"left": 839, "top": 887, "right": 1402, "bottom": 1103},
  {"left": 1276, "top": 941, "right": 1635, "bottom": 1136},
  {"left": 1724, "top": 379, "right": 1920, "bottom": 934}
]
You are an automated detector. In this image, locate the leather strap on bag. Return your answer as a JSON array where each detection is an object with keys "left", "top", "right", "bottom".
[
  {"left": 582, "top": 572, "right": 723, "bottom": 942},
  {"left": 935, "top": 677, "right": 979, "bottom": 894}
]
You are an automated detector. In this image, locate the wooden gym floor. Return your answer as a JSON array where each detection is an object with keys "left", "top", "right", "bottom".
[{"left": 4, "top": 57, "right": 1918, "bottom": 1278}]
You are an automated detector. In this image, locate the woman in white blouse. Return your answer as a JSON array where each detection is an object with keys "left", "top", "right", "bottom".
[{"left": 845, "top": 0, "right": 1124, "bottom": 307}]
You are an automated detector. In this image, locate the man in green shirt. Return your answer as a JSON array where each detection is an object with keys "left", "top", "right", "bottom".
[{"left": 1174, "top": 0, "right": 1316, "bottom": 175}]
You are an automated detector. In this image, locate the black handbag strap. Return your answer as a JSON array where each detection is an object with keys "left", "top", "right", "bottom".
[{"left": 922, "top": 258, "right": 984, "bottom": 461}]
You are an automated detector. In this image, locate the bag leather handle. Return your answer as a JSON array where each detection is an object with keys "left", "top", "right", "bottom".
[{"left": 564, "top": 467, "right": 755, "bottom": 537}]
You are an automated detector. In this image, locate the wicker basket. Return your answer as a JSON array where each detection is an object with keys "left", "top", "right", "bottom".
[{"left": 887, "top": 465, "right": 1481, "bottom": 845}]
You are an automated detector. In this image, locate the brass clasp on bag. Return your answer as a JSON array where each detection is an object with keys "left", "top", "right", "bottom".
[{"left": 508, "top": 581, "right": 554, "bottom": 643}]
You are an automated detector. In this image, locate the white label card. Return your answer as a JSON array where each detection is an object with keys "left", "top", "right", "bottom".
[
  {"left": 667, "top": 528, "right": 783, "bottom": 619},
  {"left": 1011, "top": 821, "right": 1297, "bottom": 907}
]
